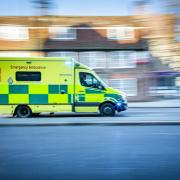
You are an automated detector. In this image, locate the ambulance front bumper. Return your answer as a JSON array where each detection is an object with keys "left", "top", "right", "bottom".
[{"left": 115, "top": 101, "right": 128, "bottom": 112}]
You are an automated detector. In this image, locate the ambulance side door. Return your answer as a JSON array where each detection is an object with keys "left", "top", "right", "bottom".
[{"left": 75, "top": 69, "right": 105, "bottom": 107}]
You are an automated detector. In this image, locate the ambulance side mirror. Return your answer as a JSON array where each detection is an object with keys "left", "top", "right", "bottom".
[{"left": 97, "top": 82, "right": 105, "bottom": 90}]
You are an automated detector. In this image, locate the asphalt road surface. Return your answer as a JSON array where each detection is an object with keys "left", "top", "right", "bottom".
[
  {"left": 0, "top": 108, "right": 180, "bottom": 125},
  {"left": 0, "top": 108, "right": 180, "bottom": 180}
]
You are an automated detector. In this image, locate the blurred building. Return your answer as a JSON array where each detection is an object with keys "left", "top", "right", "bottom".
[
  {"left": 134, "top": 14, "right": 180, "bottom": 98},
  {"left": 0, "top": 15, "right": 179, "bottom": 101}
]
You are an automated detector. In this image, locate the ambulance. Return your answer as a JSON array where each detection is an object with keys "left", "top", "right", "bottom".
[{"left": 0, "top": 57, "right": 128, "bottom": 118}]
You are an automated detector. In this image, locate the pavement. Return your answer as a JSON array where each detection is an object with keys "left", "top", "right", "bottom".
[
  {"left": 129, "top": 98, "right": 180, "bottom": 108},
  {"left": 0, "top": 108, "right": 180, "bottom": 126},
  {"left": 1, "top": 125, "right": 180, "bottom": 180}
]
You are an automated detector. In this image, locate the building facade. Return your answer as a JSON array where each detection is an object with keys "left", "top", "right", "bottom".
[{"left": 0, "top": 15, "right": 179, "bottom": 101}]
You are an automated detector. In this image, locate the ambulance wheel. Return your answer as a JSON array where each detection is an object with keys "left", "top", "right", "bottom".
[
  {"left": 16, "top": 105, "right": 32, "bottom": 118},
  {"left": 100, "top": 103, "right": 115, "bottom": 116}
]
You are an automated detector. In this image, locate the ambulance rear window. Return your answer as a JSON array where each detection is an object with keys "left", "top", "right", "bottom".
[{"left": 16, "top": 72, "right": 41, "bottom": 81}]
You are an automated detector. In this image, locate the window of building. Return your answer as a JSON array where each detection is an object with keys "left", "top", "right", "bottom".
[
  {"left": 49, "top": 27, "right": 76, "bottom": 40},
  {"left": 16, "top": 72, "right": 41, "bottom": 81},
  {"left": 48, "top": 51, "right": 78, "bottom": 60},
  {"left": 109, "top": 78, "right": 137, "bottom": 96},
  {"left": 108, "top": 51, "right": 136, "bottom": 68},
  {"left": 149, "top": 76, "right": 177, "bottom": 96},
  {"left": 136, "top": 51, "right": 150, "bottom": 64},
  {"left": 0, "top": 51, "right": 31, "bottom": 57},
  {"left": 176, "top": 77, "right": 180, "bottom": 87},
  {"left": 107, "top": 27, "right": 134, "bottom": 40},
  {"left": 158, "top": 76, "right": 175, "bottom": 87},
  {"left": 0, "top": 25, "right": 28, "bottom": 41},
  {"left": 79, "top": 51, "right": 106, "bottom": 69}
]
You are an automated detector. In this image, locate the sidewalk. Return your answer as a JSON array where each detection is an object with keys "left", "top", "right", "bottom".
[{"left": 129, "top": 99, "right": 180, "bottom": 108}]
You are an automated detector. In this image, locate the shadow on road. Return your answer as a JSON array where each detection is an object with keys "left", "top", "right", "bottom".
[
  {"left": 8, "top": 113, "right": 128, "bottom": 119},
  {"left": 3, "top": 112, "right": 128, "bottom": 119}
]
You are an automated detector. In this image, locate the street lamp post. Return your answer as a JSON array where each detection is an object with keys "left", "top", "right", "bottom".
[{"left": 31, "top": 0, "right": 54, "bottom": 15}]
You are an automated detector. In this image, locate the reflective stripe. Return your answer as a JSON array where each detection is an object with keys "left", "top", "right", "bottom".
[
  {"left": 48, "top": 85, "right": 60, "bottom": 94},
  {"left": 48, "top": 94, "right": 68, "bottom": 104},
  {"left": 9, "top": 85, "right": 28, "bottom": 94},
  {"left": 86, "top": 88, "right": 104, "bottom": 94},
  {"left": 0, "top": 94, "right": 8, "bottom": 104},
  {"left": 9, "top": 94, "right": 29, "bottom": 104},
  {"left": 0, "top": 85, "right": 8, "bottom": 94},
  {"left": 29, "top": 85, "right": 48, "bottom": 94},
  {"left": 29, "top": 94, "right": 48, "bottom": 104}
]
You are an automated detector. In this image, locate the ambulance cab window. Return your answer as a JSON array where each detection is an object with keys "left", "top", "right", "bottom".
[
  {"left": 79, "top": 72, "right": 104, "bottom": 90},
  {"left": 16, "top": 72, "right": 41, "bottom": 81}
]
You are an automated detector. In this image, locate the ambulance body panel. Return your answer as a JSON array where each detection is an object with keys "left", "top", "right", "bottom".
[{"left": 0, "top": 57, "right": 127, "bottom": 117}]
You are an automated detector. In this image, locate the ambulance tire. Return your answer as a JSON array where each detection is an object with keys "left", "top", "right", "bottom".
[
  {"left": 100, "top": 103, "right": 115, "bottom": 116},
  {"left": 16, "top": 105, "right": 32, "bottom": 118}
]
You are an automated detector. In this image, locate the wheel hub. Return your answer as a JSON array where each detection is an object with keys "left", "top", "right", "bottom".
[{"left": 104, "top": 107, "right": 112, "bottom": 114}]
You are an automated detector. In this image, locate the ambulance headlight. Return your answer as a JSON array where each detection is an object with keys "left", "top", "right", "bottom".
[{"left": 116, "top": 102, "right": 122, "bottom": 107}]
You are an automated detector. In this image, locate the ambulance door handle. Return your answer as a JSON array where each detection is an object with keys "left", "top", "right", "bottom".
[
  {"left": 79, "top": 90, "right": 85, "bottom": 93},
  {"left": 60, "top": 90, "right": 65, "bottom": 94}
]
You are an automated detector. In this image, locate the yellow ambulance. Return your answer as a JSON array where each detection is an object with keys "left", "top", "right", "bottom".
[{"left": 0, "top": 57, "right": 127, "bottom": 117}]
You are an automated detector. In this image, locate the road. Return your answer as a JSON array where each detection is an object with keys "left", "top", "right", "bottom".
[
  {"left": 0, "top": 108, "right": 180, "bottom": 180},
  {"left": 1, "top": 125, "right": 180, "bottom": 180},
  {"left": 0, "top": 108, "right": 180, "bottom": 125}
]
